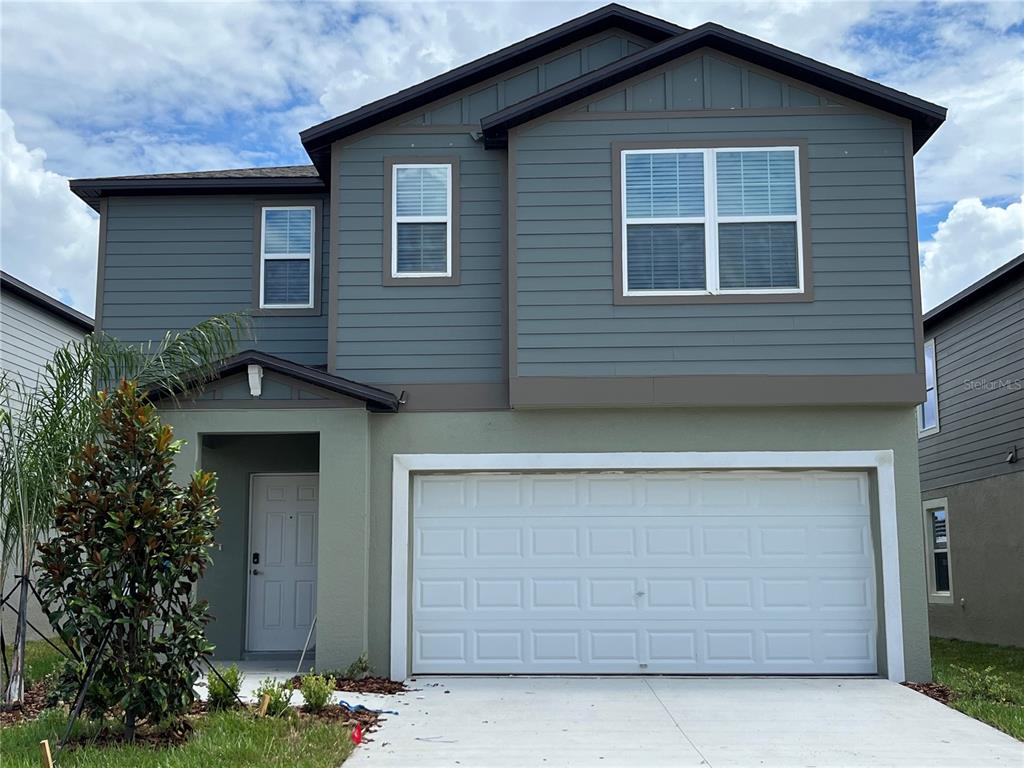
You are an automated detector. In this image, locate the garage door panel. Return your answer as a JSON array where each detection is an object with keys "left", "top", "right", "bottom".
[
  {"left": 411, "top": 470, "right": 877, "bottom": 675},
  {"left": 412, "top": 620, "right": 877, "bottom": 674},
  {"left": 415, "top": 515, "right": 872, "bottom": 567},
  {"left": 413, "top": 568, "right": 875, "bottom": 622}
]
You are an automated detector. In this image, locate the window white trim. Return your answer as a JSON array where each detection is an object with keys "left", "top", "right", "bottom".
[
  {"left": 620, "top": 146, "right": 804, "bottom": 297},
  {"left": 259, "top": 205, "right": 316, "bottom": 309},
  {"left": 918, "top": 338, "right": 940, "bottom": 436},
  {"left": 922, "top": 497, "right": 953, "bottom": 604},
  {"left": 391, "top": 163, "right": 453, "bottom": 279},
  {"left": 390, "top": 449, "right": 905, "bottom": 683}
]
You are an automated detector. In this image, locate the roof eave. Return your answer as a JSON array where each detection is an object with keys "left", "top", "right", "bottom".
[
  {"left": 148, "top": 350, "right": 401, "bottom": 412},
  {"left": 0, "top": 271, "right": 94, "bottom": 331},
  {"left": 481, "top": 23, "right": 947, "bottom": 152},
  {"left": 923, "top": 253, "right": 1024, "bottom": 328},
  {"left": 69, "top": 176, "right": 327, "bottom": 212},
  {"left": 298, "top": 4, "right": 685, "bottom": 154}
]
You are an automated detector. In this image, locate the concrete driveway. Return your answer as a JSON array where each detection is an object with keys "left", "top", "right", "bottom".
[{"left": 347, "top": 677, "right": 1022, "bottom": 768}]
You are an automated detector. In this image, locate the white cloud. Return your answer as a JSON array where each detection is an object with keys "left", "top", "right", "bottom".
[
  {"left": 0, "top": 110, "right": 98, "bottom": 314},
  {"left": 920, "top": 196, "right": 1024, "bottom": 311}
]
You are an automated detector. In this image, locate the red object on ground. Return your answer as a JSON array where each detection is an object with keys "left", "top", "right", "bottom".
[{"left": 351, "top": 723, "right": 363, "bottom": 745}]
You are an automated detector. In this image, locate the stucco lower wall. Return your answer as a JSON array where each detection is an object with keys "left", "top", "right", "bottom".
[
  {"left": 163, "top": 404, "right": 931, "bottom": 680},
  {"left": 366, "top": 405, "right": 931, "bottom": 681},
  {"left": 924, "top": 472, "right": 1024, "bottom": 647}
]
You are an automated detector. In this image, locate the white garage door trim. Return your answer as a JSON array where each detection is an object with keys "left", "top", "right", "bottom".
[{"left": 391, "top": 451, "right": 903, "bottom": 682}]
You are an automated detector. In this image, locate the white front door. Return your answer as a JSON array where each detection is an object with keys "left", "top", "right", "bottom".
[
  {"left": 411, "top": 470, "right": 877, "bottom": 675},
  {"left": 247, "top": 474, "right": 318, "bottom": 652}
]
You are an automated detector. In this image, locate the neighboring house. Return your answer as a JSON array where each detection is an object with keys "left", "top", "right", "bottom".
[
  {"left": 0, "top": 270, "right": 94, "bottom": 641},
  {"left": 918, "top": 254, "right": 1024, "bottom": 648},
  {"left": 69, "top": 5, "right": 948, "bottom": 681}
]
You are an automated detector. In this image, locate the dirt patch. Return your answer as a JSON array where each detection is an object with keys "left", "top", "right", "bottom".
[
  {"left": 0, "top": 680, "right": 51, "bottom": 725},
  {"left": 289, "top": 675, "right": 407, "bottom": 695},
  {"left": 308, "top": 702, "right": 384, "bottom": 734},
  {"left": 903, "top": 680, "right": 956, "bottom": 705},
  {"left": 64, "top": 719, "right": 194, "bottom": 750}
]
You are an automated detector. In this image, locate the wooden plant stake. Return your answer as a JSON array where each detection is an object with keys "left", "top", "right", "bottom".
[
  {"left": 258, "top": 693, "right": 271, "bottom": 717},
  {"left": 39, "top": 739, "right": 54, "bottom": 768}
]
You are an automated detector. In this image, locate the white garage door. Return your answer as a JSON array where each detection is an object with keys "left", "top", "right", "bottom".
[{"left": 411, "top": 470, "right": 878, "bottom": 674}]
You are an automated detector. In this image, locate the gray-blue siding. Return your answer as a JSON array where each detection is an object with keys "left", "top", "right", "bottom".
[
  {"left": 512, "top": 111, "right": 918, "bottom": 377},
  {"left": 335, "top": 132, "right": 505, "bottom": 384},
  {"left": 100, "top": 195, "right": 330, "bottom": 367}
]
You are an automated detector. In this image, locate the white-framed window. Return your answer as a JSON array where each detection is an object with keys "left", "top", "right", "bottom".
[
  {"left": 259, "top": 205, "right": 315, "bottom": 309},
  {"left": 918, "top": 338, "right": 939, "bottom": 436},
  {"left": 923, "top": 498, "right": 952, "bottom": 603},
  {"left": 621, "top": 146, "right": 803, "bottom": 295},
  {"left": 391, "top": 163, "right": 452, "bottom": 278}
]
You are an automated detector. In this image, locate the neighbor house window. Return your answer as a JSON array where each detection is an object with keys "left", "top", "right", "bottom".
[
  {"left": 918, "top": 338, "right": 939, "bottom": 435},
  {"left": 260, "top": 206, "right": 315, "bottom": 308},
  {"left": 391, "top": 163, "right": 452, "bottom": 278},
  {"left": 621, "top": 147, "right": 802, "bottom": 295},
  {"left": 923, "top": 499, "right": 952, "bottom": 603}
]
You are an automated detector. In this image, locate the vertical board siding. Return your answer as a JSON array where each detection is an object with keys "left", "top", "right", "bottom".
[
  {"left": 336, "top": 133, "right": 504, "bottom": 384},
  {"left": 0, "top": 292, "right": 88, "bottom": 413},
  {"left": 513, "top": 111, "right": 919, "bottom": 377},
  {"left": 404, "top": 31, "right": 650, "bottom": 126},
  {"left": 585, "top": 53, "right": 838, "bottom": 114},
  {"left": 919, "top": 279, "right": 1024, "bottom": 490},
  {"left": 101, "top": 195, "right": 330, "bottom": 367}
]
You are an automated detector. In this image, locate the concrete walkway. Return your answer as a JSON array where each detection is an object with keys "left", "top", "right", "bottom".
[{"left": 345, "top": 677, "right": 1023, "bottom": 768}]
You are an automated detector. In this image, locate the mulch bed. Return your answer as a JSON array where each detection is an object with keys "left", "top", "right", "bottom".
[
  {"left": 0, "top": 680, "right": 50, "bottom": 726},
  {"left": 903, "top": 680, "right": 956, "bottom": 705},
  {"left": 289, "top": 675, "right": 407, "bottom": 695}
]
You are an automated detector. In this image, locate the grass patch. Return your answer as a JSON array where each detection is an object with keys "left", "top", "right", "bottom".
[
  {"left": 0, "top": 708, "right": 355, "bottom": 767},
  {"left": 2, "top": 637, "right": 66, "bottom": 685},
  {"left": 931, "top": 637, "right": 1024, "bottom": 741}
]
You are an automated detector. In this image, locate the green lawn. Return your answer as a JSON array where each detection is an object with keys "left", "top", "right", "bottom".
[
  {"left": 2, "top": 708, "right": 354, "bottom": 768},
  {"left": 931, "top": 636, "right": 1024, "bottom": 741},
  {"left": 1, "top": 640, "right": 355, "bottom": 767}
]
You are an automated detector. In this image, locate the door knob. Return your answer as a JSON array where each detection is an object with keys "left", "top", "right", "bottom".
[{"left": 252, "top": 568, "right": 263, "bottom": 575}]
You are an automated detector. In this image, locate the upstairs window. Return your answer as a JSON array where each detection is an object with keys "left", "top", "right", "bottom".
[
  {"left": 923, "top": 499, "right": 952, "bottom": 602},
  {"left": 260, "top": 206, "right": 315, "bottom": 309},
  {"left": 621, "top": 147, "right": 803, "bottom": 296},
  {"left": 918, "top": 338, "right": 939, "bottom": 435},
  {"left": 392, "top": 163, "right": 452, "bottom": 278}
]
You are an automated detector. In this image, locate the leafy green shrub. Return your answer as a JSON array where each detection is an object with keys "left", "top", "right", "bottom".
[
  {"left": 300, "top": 673, "right": 335, "bottom": 713},
  {"left": 342, "top": 652, "right": 372, "bottom": 681},
  {"left": 35, "top": 381, "right": 220, "bottom": 740},
  {"left": 255, "top": 677, "right": 294, "bottom": 717},
  {"left": 208, "top": 664, "right": 244, "bottom": 710},
  {"left": 952, "top": 665, "right": 1021, "bottom": 704}
]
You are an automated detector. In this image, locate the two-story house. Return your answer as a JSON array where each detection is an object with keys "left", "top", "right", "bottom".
[
  {"left": 70, "top": 5, "right": 946, "bottom": 681},
  {"left": 918, "top": 254, "right": 1023, "bottom": 648}
]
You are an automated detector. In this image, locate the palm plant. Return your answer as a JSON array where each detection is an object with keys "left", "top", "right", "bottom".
[{"left": 0, "top": 314, "right": 249, "bottom": 706}]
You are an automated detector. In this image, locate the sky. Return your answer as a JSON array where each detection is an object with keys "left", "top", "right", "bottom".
[{"left": 1, "top": 0, "right": 1022, "bottom": 316}]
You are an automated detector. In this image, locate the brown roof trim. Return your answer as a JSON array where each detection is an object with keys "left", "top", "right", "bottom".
[
  {"left": 147, "top": 349, "right": 400, "bottom": 412},
  {"left": 298, "top": 3, "right": 685, "bottom": 175},
  {"left": 69, "top": 167, "right": 325, "bottom": 212},
  {"left": 480, "top": 22, "right": 947, "bottom": 151},
  {"left": 923, "top": 253, "right": 1024, "bottom": 328},
  {"left": 0, "top": 270, "right": 94, "bottom": 331}
]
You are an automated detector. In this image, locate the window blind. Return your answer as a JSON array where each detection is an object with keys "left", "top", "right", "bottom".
[
  {"left": 263, "top": 208, "right": 313, "bottom": 256},
  {"left": 718, "top": 222, "right": 798, "bottom": 289},
  {"left": 626, "top": 224, "right": 706, "bottom": 291},
  {"left": 716, "top": 150, "right": 797, "bottom": 216},
  {"left": 396, "top": 222, "right": 448, "bottom": 274},
  {"left": 263, "top": 260, "right": 311, "bottom": 305},
  {"left": 396, "top": 166, "right": 448, "bottom": 217},
  {"left": 625, "top": 152, "right": 704, "bottom": 218}
]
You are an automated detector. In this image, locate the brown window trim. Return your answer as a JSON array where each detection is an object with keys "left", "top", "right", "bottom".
[
  {"left": 252, "top": 199, "right": 323, "bottom": 316},
  {"left": 382, "top": 156, "right": 461, "bottom": 286},
  {"left": 611, "top": 138, "right": 814, "bottom": 305}
]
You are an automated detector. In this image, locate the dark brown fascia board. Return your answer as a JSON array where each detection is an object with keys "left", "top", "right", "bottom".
[
  {"left": 923, "top": 252, "right": 1024, "bottom": 329},
  {"left": 481, "top": 22, "right": 947, "bottom": 151},
  {"left": 298, "top": 3, "right": 685, "bottom": 174},
  {"left": 148, "top": 349, "right": 400, "bottom": 412},
  {"left": 0, "top": 270, "right": 94, "bottom": 331},
  {"left": 69, "top": 176, "right": 326, "bottom": 212}
]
